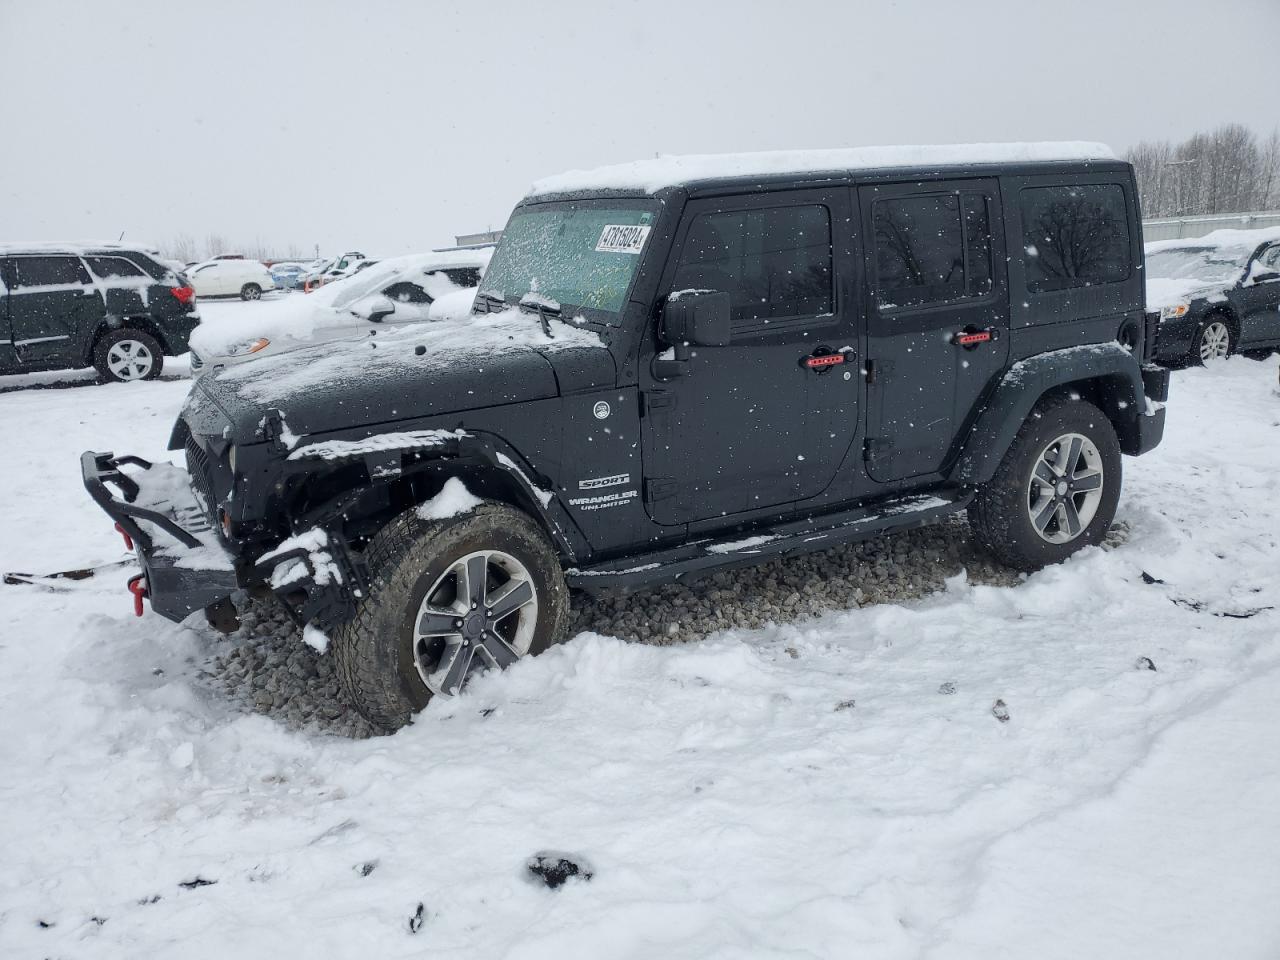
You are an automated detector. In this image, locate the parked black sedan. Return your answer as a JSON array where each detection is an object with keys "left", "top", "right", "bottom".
[{"left": 1146, "top": 229, "right": 1280, "bottom": 365}]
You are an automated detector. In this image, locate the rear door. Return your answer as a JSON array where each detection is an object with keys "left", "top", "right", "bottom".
[
  {"left": 858, "top": 179, "right": 1008, "bottom": 482},
  {"left": 84, "top": 255, "right": 152, "bottom": 319},
  {"left": 6, "top": 255, "right": 102, "bottom": 366}
]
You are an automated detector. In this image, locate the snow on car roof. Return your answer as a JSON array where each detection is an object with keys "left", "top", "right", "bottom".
[
  {"left": 0, "top": 239, "right": 163, "bottom": 256},
  {"left": 528, "top": 141, "right": 1117, "bottom": 196}
]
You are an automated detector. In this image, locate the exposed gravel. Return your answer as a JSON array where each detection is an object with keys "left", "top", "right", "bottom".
[{"left": 198, "top": 517, "right": 1129, "bottom": 737}]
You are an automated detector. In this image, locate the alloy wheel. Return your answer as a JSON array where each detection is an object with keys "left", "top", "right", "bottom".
[
  {"left": 1026, "top": 432, "right": 1104, "bottom": 544},
  {"left": 106, "top": 339, "right": 154, "bottom": 380},
  {"left": 1199, "top": 321, "right": 1231, "bottom": 361},
  {"left": 412, "top": 549, "right": 539, "bottom": 696}
]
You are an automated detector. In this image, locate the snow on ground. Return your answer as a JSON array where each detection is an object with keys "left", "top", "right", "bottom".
[{"left": 0, "top": 339, "right": 1278, "bottom": 958}]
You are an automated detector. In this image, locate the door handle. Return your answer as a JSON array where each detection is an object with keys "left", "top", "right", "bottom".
[
  {"left": 800, "top": 346, "right": 853, "bottom": 372},
  {"left": 952, "top": 327, "right": 1000, "bottom": 348}
]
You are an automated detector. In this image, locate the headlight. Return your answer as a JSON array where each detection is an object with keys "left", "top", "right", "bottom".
[
  {"left": 1159, "top": 304, "right": 1190, "bottom": 320},
  {"left": 225, "top": 337, "right": 271, "bottom": 356}
]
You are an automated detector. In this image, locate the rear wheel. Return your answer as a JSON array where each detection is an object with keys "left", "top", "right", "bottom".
[
  {"left": 94, "top": 329, "right": 163, "bottom": 382},
  {"left": 240, "top": 283, "right": 262, "bottom": 301},
  {"left": 332, "top": 501, "right": 569, "bottom": 733},
  {"left": 969, "top": 397, "right": 1121, "bottom": 571},
  {"left": 1195, "top": 316, "right": 1232, "bottom": 363}
]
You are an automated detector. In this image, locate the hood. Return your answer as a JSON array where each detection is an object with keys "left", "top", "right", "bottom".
[
  {"left": 1145, "top": 277, "right": 1224, "bottom": 314},
  {"left": 184, "top": 308, "right": 611, "bottom": 443}
]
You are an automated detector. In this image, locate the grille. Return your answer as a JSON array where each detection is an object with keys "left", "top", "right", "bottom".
[{"left": 185, "top": 435, "right": 216, "bottom": 523}]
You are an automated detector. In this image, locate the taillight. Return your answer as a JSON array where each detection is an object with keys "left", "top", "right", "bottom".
[{"left": 170, "top": 285, "right": 195, "bottom": 305}]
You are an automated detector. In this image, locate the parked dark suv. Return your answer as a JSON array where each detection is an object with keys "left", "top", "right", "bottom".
[
  {"left": 83, "top": 144, "right": 1169, "bottom": 732},
  {"left": 1, "top": 243, "right": 198, "bottom": 382}
]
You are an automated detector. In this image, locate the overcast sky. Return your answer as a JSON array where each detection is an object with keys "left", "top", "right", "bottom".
[{"left": 2, "top": 0, "right": 1277, "bottom": 258}]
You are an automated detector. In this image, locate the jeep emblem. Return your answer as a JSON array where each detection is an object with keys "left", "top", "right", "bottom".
[{"left": 593, "top": 401, "right": 611, "bottom": 420}]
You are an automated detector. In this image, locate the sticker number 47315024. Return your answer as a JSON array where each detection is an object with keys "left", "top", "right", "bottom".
[{"left": 595, "top": 224, "right": 651, "bottom": 254}]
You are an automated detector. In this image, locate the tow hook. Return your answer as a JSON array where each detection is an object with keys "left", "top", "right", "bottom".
[
  {"left": 114, "top": 522, "right": 134, "bottom": 551},
  {"left": 127, "top": 573, "right": 148, "bottom": 617}
]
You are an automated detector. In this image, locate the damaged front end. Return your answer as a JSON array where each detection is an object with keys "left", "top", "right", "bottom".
[{"left": 80, "top": 451, "right": 368, "bottom": 633}]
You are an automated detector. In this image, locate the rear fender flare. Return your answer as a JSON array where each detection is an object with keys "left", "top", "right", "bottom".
[{"left": 951, "top": 343, "right": 1150, "bottom": 486}]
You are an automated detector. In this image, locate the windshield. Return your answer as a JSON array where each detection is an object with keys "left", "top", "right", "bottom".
[
  {"left": 1145, "top": 245, "right": 1251, "bottom": 285},
  {"left": 480, "top": 201, "right": 660, "bottom": 321}
]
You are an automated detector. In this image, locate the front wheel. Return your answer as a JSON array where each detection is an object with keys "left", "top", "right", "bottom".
[
  {"left": 332, "top": 501, "right": 569, "bottom": 733},
  {"left": 240, "top": 283, "right": 262, "bottom": 301},
  {"left": 1195, "top": 316, "right": 1232, "bottom": 363},
  {"left": 969, "top": 397, "right": 1122, "bottom": 571}
]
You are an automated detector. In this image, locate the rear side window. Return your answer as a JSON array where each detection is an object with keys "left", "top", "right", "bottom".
[
  {"left": 1020, "top": 184, "right": 1131, "bottom": 292},
  {"left": 85, "top": 256, "right": 147, "bottom": 280},
  {"left": 442, "top": 267, "right": 482, "bottom": 287},
  {"left": 872, "top": 193, "right": 993, "bottom": 310},
  {"left": 671, "top": 204, "right": 833, "bottom": 332},
  {"left": 11, "top": 256, "right": 91, "bottom": 287}
]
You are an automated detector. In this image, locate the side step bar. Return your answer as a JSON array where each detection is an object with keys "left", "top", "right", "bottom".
[{"left": 566, "top": 489, "right": 973, "bottom": 594}]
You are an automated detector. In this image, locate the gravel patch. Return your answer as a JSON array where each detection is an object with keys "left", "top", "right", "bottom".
[{"left": 198, "top": 516, "right": 1129, "bottom": 737}]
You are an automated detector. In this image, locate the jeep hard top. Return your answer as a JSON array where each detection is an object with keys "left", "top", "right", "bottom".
[{"left": 83, "top": 141, "right": 1169, "bottom": 731}]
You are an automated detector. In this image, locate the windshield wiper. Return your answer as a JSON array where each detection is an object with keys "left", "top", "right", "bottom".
[
  {"left": 475, "top": 290, "right": 506, "bottom": 314},
  {"left": 518, "top": 292, "right": 561, "bottom": 339}
]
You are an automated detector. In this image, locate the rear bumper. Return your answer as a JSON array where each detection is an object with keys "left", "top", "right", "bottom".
[
  {"left": 1136, "top": 364, "right": 1169, "bottom": 455},
  {"left": 80, "top": 451, "right": 239, "bottom": 623}
]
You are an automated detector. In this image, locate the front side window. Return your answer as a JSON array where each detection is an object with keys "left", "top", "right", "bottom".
[
  {"left": 671, "top": 204, "right": 833, "bottom": 330},
  {"left": 1261, "top": 244, "right": 1280, "bottom": 270},
  {"left": 1021, "top": 184, "right": 1131, "bottom": 292},
  {"left": 872, "top": 193, "right": 993, "bottom": 310},
  {"left": 11, "top": 256, "right": 91, "bottom": 287},
  {"left": 85, "top": 256, "right": 146, "bottom": 280},
  {"left": 481, "top": 202, "right": 659, "bottom": 320}
]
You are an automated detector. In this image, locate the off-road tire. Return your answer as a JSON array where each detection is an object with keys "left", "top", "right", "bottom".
[
  {"left": 240, "top": 283, "right": 263, "bottom": 301},
  {"left": 969, "top": 397, "right": 1122, "bottom": 571},
  {"left": 93, "top": 328, "right": 164, "bottom": 382},
  {"left": 332, "top": 502, "right": 570, "bottom": 733}
]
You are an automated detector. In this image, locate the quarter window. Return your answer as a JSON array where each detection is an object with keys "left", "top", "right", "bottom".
[
  {"left": 12, "top": 256, "right": 91, "bottom": 287},
  {"left": 1020, "top": 184, "right": 1131, "bottom": 292},
  {"left": 671, "top": 204, "right": 833, "bottom": 331},
  {"left": 872, "top": 193, "right": 993, "bottom": 310}
]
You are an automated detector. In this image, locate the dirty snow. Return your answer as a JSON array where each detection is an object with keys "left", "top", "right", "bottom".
[{"left": 0, "top": 347, "right": 1278, "bottom": 958}]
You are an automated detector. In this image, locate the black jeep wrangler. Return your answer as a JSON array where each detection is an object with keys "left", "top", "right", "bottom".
[
  {"left": 83, "top": 144, "right": 1169, "bottom": 732},
  {"left": 2, "top": 243, "right": 198, "bottom": 382}
]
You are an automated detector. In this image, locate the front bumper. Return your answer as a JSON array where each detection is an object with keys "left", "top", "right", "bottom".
[
  {"left": 1153, "top": 315, "right": 1198, "bottom": 366},
  {"left": 81, "top": 451, "right": 239, "bottom": 623}
]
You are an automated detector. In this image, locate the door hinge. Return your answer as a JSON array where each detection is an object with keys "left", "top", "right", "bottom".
[
  {"left": 644, "top": 478, "right": 678, "bottom": 502},
  {"left": 642, "top": 392, "right": 674, "bottom": 417}
]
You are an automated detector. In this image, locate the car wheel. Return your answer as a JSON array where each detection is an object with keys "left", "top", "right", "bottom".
[
  {"left": 969, "top": 396, "right": 1121, "bottom": 571},
  {"left": 332, "top": 501, "right": 569, "bottom": 733},
  {"left": 240, "top": 283, "right": 262, "bottom": 301},
  {"left": 93, "top": 329, "right": 164, "bottom": 382},
  {"left": 1195, "top": 315, "right": 1232, "bottom": 363}
]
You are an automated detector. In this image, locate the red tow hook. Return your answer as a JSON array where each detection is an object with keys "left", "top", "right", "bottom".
[
  {"left": 114, "top": 522, "right": 134, "bottom": 551},
  {"left": 127, "top": 574, "right": 148, "bottom": 617}
]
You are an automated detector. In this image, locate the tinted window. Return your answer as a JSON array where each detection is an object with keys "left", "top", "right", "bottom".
[
  {"left": 12, "top": 256, "right": 90, "bottom": 287},
  {"left": 671, "top": 204, "right": 832, "bottom": 330},
  {"left": 85, "top": 256, "right": 146, "bottom": 280},
  {"left": 442, "top": 267, "right": 482, "bottom": 288},
  {"left": 872, "top": 193, "right": 994, "bottom": 310},
  {"left": 1021, "top": 184, "right": 1131, "bottom": 292},
  {"left": 383, "top": 280, "right": 431, "bottom": 304}
]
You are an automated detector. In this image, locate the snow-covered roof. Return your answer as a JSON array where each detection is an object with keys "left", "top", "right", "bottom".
[
  {"left": 0, "top": 240, "right": 163, "bottom": 256},
  {"left": 529, "top": 141, "right": 1117, "bottom": 197}
]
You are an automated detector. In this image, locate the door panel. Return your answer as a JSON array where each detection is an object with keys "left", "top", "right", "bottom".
[
  {"left": 640, "top": 190, "right": 859, "bottom": 526},
  {"left": 858, "top": 180, "right": 1009, "bottom": 482},
  {"left": 1237, "top": 244, "right": 1280, "bottom": 344},
  {"left": 7, "top": 256, "right": 102, "bottom": 365}
]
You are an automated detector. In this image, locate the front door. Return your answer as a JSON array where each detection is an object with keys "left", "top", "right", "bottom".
[
  {"left": 5, "top": 255, "right": 101, "bottom": 366},
  {"left": 857, "top": 180, "right": 1009, "bottom": 482},
  {"left": 641, "top": 190, "right": 859, "bottom": 526},
  {"left": 1237, "top": 242, "right": 1280, "bottom": 345}
]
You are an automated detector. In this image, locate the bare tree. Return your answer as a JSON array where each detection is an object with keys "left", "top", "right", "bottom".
[{"left": 1127, "top": 123, "right": 1279, "bottom": 218}]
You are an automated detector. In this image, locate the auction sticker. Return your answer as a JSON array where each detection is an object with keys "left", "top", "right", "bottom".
[{"left": 595, "top": 224, "right": 651, "bottom": 254}]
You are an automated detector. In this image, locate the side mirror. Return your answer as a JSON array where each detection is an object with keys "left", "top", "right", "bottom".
[
  {"left": 361, "top": 294, "right": 397, "bottom": 323},
  {"left": 661, "top": 290, "right": 732, "bottom": 347},
  {"left": 1248, "top": 270, "right": 1280, "bottom": 285}
]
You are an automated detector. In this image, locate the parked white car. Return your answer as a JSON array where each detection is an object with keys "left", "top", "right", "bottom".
[
  {"left": 188, "top": 259, "right": 276, "bottom": 300},
  {"left": 189, "top": 248, "right": 491, "bottom": 377}
]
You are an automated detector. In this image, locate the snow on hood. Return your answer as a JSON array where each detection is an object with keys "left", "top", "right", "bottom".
[
  {"left": 1145, "top": 278, "right": 1224, "bottom": 313},
  {"left": 1143, "top": 225, "right": 1280, "bottom": 311},
  {"left": 1144, "top": 224, "right": 1280, "bottom": 258},
  {"left": 210, "top": 306, "right": 604, "bottom": 405},
  {"left": 189, "top": 250, "right": 493, "bottom": 357},
  {"left": 529, "top": 141, "right": 1116, "bottom": 196}
]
